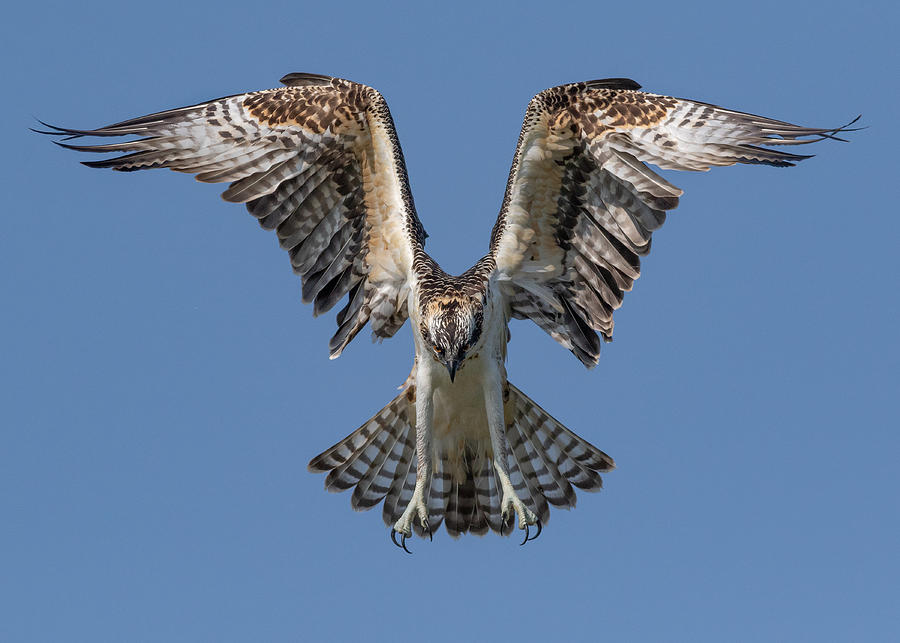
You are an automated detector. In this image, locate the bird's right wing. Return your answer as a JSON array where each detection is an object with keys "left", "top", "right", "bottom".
[{"left": 39, "top": 73, "right": 426, "bottom": 358}]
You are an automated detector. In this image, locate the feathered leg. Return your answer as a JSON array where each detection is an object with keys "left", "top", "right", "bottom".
[
  {"left": 483, "top": 364, "right": 539, "bottom": 539},
  {"left": 392, "top": 366, "right": 434, "bottom": 543}
]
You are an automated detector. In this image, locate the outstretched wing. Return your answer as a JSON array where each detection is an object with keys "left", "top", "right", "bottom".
[
  {"left": 39, "top": 73, "right": 426, "bottom": 358},
  {"left": 490, "top": 78, "right": 856, "bottom": 366}
]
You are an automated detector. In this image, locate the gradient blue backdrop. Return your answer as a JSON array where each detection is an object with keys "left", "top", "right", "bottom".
[{"left": 3, "top": 1, "right": 897, "bottom": 641}]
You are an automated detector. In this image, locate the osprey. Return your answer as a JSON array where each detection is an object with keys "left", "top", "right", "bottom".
[{"left": 39, "top": 73, "right": 855, "bottom": 551}]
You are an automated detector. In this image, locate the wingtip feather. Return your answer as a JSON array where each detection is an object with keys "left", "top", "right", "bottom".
[
  {"left": 280, "top": 72, "right": 335, "bottom": 87},
  {"left": 585, "top": 78, "right": 642, "bottom": 91}
]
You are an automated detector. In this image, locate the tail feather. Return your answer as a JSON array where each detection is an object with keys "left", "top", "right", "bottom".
[
  {"left": 351, "top": 420, "right": 412, "bottom": 510},
  {"left": 445, "top": 473, "right": 477, "bottom": 538},
  {"left": 505, "top": 442, "right": 538, "bottom": 520},
  {"left": 308, "top": 380, "right": 614, "bottom": 538},
  {"left": 320, "top": 394, "right": 411, "bottom": 493},
  {"left": 381, "top": 434, "right": 416, "bottom": 527},
  {"left": 426, "top": 458, "right": 451, "bottom": 533},
  {"left": 395, "top": 455, "right": 419, "bottom": 530},
  {"left": 506, "top": 426, "right": 552, "bottom": 523},
  {"left": 467, "top": 483, "right": 490, "bottom": 536},
  {"left": 465, "top": 453, "right": 491, "bottom": 536},
  {"left": 549, "top": 423, "right": 609, "bottom": 491},
  {"left": 472, "top": 454, "right": 504, "bottom": 533},
  {"left": 509, "top": 418, "right": 576, "bottom": 508},
  {"left": 308, "top": 410, "right": 388, "bottom": 473},
  {"left": 324, "top": 429, "right": 384, "bottom": 492},
  {"left": 510, "top": 384, "right": 614, "bottom": 491}
]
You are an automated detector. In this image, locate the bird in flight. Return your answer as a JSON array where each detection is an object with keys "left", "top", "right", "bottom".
[{"left": 39, "top": 73, "right": 855, "bottom": 551}]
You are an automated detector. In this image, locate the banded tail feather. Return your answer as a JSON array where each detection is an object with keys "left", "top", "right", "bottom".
[{"left": 308, "top": 382, "right": 614, "bottom": 537}]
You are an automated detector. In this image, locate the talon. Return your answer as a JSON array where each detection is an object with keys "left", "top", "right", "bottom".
[
  {"left": 518, "top": 518, "right": 542, "bottom": 546},
  {"left": 390, "top": 529, "right": 412, "bottom": 554},
  {"left": 524, "top": 518, "right": 543, "bottom": 544}
]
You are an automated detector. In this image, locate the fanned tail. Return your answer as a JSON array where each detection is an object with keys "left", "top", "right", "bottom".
[
  {"left": 309, "top": 381, "right": 614, "bottom": 538},
  {"left": 308, "top": 386, "right": 416, "bottom": 505},
  {"left": 437, "top": 382, "right": 616, "bottom": 537}
]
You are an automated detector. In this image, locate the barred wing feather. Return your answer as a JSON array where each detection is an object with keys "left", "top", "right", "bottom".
[
  {"left": 40, "top": 73, "right": 426, "bottom": 357},
  {"left": 490, "top": 78, "right": 857, "bottom": 366}
]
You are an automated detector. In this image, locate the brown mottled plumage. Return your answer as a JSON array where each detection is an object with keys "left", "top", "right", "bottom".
[{"left": 39, "top": 73, "right": 855, "bottom": 545}]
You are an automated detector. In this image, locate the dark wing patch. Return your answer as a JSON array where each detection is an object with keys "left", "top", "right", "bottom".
[
  {"left": 491, "top": 80, "right": 858, "bottom": 366},
  {"left": 40, "top": 74, "right": 426, "bottom": 358}
]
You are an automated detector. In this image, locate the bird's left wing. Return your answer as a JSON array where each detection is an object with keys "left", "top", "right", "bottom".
[
  {"left": 489, "top": 78, "right": 856, "bottom": 366},
  {"left": 39, "top": 73, "right": 426, "bottom": 358}
]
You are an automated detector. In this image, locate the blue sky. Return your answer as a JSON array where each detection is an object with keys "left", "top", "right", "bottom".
[{"left": 2, "top": 1, "right": 898, "bottom": 641}]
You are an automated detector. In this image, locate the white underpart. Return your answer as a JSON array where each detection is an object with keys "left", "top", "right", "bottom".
[{"left": 392, "top": 277, "right": 539, "bottom": 536}]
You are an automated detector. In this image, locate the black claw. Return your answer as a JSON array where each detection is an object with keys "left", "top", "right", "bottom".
[
  {"left": 390, "top": 529, "right": 412, "bottom": 554},
  {"left": 519, "top": 519, "right": 543, "bottom": 546},
  {"left": 500, "top": 513, "right": 515, "bottom": 537}
]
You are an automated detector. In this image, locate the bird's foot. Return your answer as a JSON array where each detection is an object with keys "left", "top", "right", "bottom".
[
  {"left": 501, "top": 493, "right": 542, "bottom": 545},
  {"left": 391, "top": 493, "right": 430, "bottom": 554}
]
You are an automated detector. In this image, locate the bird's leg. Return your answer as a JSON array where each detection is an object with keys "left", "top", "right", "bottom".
[
  {"left": 483, "top": 366, "right": 538, "bottom": 534},
  {"left": 392, "top": 367, "right": 433, "bottom": 541}
]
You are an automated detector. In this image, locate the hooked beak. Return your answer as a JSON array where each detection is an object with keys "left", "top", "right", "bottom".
[{"left": 445, "top": 359, "right": 460, "bottom": 383}]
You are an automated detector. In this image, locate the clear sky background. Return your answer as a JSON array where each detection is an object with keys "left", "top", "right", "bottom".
[{"left": 2, "top": 1, "right": 897, "bottom": 641}]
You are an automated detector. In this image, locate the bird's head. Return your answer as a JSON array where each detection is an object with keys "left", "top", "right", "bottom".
[{"left": 421, "top": 296, "right": 484, "bottom": 382}]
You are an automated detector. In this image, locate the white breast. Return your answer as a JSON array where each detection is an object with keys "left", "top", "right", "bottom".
[
  {"left": 412, "top": 281, "right": 508, "bottom": 477},
  {"left": 431, "top": 353, "right": 493, "bottom": 443}
]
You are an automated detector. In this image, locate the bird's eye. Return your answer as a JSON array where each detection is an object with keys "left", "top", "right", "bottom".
[{"left": 433, "top": 344, "right": 443, "bottom": 355}]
